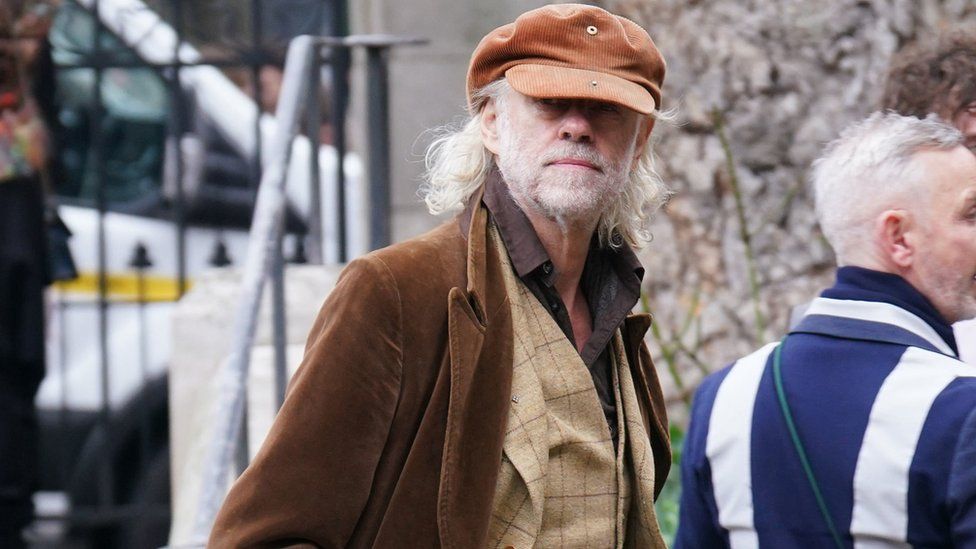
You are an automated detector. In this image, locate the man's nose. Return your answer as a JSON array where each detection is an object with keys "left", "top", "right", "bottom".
[{"left": 558, "top": 108, "right": 593, "bottom": 143}]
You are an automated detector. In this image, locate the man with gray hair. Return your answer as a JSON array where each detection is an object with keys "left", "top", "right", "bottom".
[
  {"left": 210, "top": 4, "right": 672, "bottom": 547},
  {"left": 675, "top": 112, "right": 976, "bottom": 547}
]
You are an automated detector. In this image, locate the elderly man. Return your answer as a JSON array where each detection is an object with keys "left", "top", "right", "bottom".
[
  {"left": 882, "top": 33, "right": 976, "bottom": 362},
  {"left": 209, "top": 4, "right": 672, "bottom": 548},
  {"left": 675, "top": 112, "right": 976, "bottom": 547}
]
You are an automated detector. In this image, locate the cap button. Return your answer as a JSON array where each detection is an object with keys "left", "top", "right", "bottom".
[
  {"left": 586, "top": 25, "right": 598, "bottom": 35},
  {"left": 590, "top": 81, "right": 598, "bottom": 87}
]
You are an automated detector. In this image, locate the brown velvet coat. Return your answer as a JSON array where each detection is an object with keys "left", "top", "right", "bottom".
[{"left": 207, "top": 198, "right": 671, "bottom": 548}]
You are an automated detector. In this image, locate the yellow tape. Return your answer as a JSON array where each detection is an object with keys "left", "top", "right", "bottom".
[{"left": 53, "top": 272, "right": 191, "bottom": 302}]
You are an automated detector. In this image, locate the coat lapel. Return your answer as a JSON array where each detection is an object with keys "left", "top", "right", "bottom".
[
  {"left": 438, "top": 197, "right": 514, "bottom": 549},
  {"left": 623, "top": 313, "right": 671, "bottom": 499},
  {"left": 614, "top": 332, "right": 667, "bottom": 548},
  {"left": 484, "top": 218, "right": 553, "bottom": 532}
]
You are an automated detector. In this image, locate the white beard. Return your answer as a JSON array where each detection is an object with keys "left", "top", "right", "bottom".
[{"left": 494, "top": 116, "right": 632, "bottom": 228}]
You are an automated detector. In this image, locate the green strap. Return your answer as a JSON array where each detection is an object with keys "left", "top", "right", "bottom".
[{"left": 772, "top": 339, "right": 846, "bottom": 549}]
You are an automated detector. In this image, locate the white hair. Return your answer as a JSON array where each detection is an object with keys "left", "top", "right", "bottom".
[
  {"left": 420, "top": 79, "right": 673, "bottom": 249},
  {"left": 810, "top": 111, "right": 964, "bottom": 264}
]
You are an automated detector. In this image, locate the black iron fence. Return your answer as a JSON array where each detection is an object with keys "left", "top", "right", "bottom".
[{"left": 32, "top": 0, "right": 389, "bottom": 546}]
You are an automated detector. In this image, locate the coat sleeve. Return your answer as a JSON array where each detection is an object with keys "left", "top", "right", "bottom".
[
  {"left": 673, "top": 372, "right": 730, "bottom": 549},
  {"left": 949, "top": 405, "right": 976, "bottom": 546},
  {"left": 208, "top": 255, "right": 404, "bottom": 549}
]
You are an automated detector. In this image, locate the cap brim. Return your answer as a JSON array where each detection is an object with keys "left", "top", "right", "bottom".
[{"left": 505, "top": 64, "right": 656, "bottom": 115}]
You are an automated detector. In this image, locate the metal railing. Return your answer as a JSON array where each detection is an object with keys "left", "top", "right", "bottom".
[{"left": 190, "top": 33, "right": 424, "bottom": 542}]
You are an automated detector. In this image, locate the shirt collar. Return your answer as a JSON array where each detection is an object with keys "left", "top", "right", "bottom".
[{"left": 482, "top": 170, "right": 552, "bottom": 279}]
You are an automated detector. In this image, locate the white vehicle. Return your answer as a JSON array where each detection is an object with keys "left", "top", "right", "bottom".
[{"left": 35, "top": 2, "right": 363, "bottom": 546}]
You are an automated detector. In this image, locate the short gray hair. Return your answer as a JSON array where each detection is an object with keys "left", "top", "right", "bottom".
[
  {"left": 810, "top": 111, "right": 963, "bottom": 264},
  {"left": 420, "top": 79, "right": 672, "bottom": 250}
]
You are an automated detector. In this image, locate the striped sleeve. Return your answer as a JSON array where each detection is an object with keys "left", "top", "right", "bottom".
[
  {"left": 949, "top": 404, "right": 976, "bottom": 545},
  {"left": 674, "top": 367, "right": 732, "bottom": 549}
]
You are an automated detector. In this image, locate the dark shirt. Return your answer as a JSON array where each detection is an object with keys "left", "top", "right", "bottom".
[{"left": 480, "top": 171, "right": 644, "bottom": 446}]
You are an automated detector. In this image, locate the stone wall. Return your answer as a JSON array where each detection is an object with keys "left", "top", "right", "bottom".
[{"left": 603, "top": 0, "right": 976, "bottom": 416}]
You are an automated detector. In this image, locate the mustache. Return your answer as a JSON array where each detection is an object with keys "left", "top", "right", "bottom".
[{"left": 540, "top": 145, "right": 611, "bottom": 172}]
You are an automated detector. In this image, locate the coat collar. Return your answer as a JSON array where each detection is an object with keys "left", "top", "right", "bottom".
[
  {"left": 438, "top": 190, "right": 512, "bottom": 548},
  {"left": 819, "top": 266, "right": 958, "bottom": 353},
  {"left": 792, "top": 267, "right": 958, "bottom": 357},
  {"left": 457, "top": 183, "right": 489, "bottom": 324},
  {"left": 791, "top": 297, "right": 956, "bottom": 357}
]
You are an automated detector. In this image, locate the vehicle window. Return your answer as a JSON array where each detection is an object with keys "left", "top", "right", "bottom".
[{"left": 50, "top": 3, "right": 167, "bottom": 213}]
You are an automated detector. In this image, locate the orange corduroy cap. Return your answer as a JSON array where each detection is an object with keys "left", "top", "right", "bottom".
[{"left": 466, "top": 4, "right": 666, "bottom": 115}]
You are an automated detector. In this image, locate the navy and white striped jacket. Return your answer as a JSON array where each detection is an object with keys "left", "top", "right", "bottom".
[{"left": 675, "top": 267, "right": 976, "bottom": 548}]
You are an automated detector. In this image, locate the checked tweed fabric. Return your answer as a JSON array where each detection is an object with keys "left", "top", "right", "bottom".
[{"left": 485, "top": 223, "right": 665, "bottom": 548}]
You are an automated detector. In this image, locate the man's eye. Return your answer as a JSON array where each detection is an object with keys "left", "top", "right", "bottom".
[
  {"left": 538, "top": 98, "right": 565, "bottom": 108},
  {"left": 596, "top": 103, "right": 620, "bottom": 114}
]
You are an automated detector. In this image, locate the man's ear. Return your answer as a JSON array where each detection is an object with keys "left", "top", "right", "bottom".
[
  {"left": 481, "top": 99, "right": 501, "bottom": 155},
  {"left": 631, "top": 117, "right": 655, "bottom": 170},
  {"left": 877, "top": 209, "right": 915, "bottom": 268}
]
